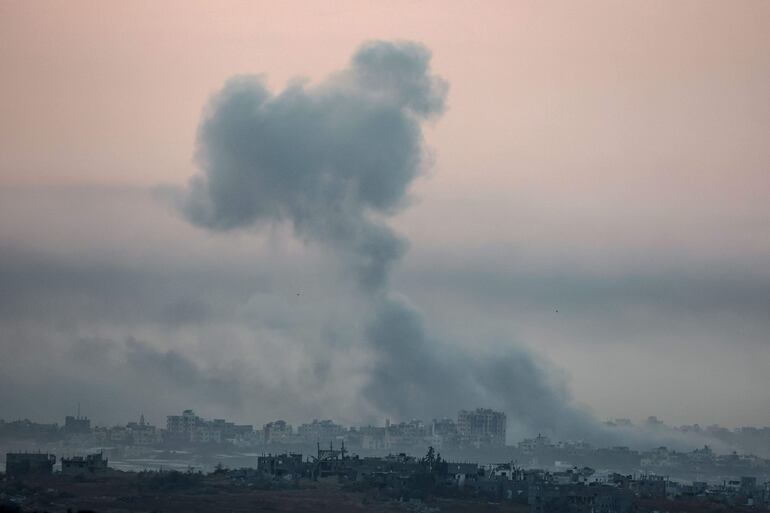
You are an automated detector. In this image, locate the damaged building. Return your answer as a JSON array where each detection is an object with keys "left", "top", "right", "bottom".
[
  {"left": 61, "top": 452, "right": 109, "bottom": 477},
  {"left": 5, "top": 453, "right": 56, "bottom": 477}
]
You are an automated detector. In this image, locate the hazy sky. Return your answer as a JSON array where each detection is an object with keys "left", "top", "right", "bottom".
[{"left": 1, "top": 1, "right": 769, "bottom": 432}]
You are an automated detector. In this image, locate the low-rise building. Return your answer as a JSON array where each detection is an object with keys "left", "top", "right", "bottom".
[
  {"left": 61, "top": 453, "right": 109, "bottom": 476},
  {"left": 257, "top": 453, "right": 305, "bottom": 477},
  {"left": 5, "top": 452, "right": 56, "bottom": 477}
]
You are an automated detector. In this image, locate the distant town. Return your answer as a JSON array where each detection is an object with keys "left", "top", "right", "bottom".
[{"left": 3, "top": 407, "right": 770, "bottom": 512}]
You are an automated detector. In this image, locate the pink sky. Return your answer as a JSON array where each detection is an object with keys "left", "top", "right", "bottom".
[
  {"left": 1, "top": 1, "right": 769, "bottom": 427},
  {"left": 2, "top": 0, "right": 768, "bottom": 193}
]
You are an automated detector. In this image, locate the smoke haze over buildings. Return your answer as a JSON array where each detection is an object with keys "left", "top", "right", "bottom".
[{"left": 1, "top": 2, "right": 769, "bottom": 449}]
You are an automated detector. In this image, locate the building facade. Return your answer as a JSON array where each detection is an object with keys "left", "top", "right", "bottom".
[
  {"left": 457, "top": 408, "right": 507, "bottom": 447},
  {"left": 5, "top": 453, "right": 56, "bottom": 477}
]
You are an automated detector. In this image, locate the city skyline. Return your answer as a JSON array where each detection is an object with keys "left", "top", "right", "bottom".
[{"left": 7, "top": 404, "right": 770, "bottom": 459}]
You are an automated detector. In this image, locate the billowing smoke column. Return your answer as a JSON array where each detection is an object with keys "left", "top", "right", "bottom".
[
  {"left": 185, "top": 41, "right": 444, "bottom": 291},
  {"left": 182, "top": 41, "right": 599, "bottom": 440}
]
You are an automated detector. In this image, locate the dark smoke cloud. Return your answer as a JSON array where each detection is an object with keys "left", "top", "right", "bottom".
[
  {"left": 184, "top": 41, "right": 446, "bottom": 291},
  {"left": 181, "top": 40, "right": 601, "bottom": 440},
  {"left": 363, "top": 295, "right": 600, "bottom": 438}
]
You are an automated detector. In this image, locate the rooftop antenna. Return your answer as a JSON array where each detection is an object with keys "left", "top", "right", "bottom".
[{"left": 77, "top": 402, "right": 81, "bottom": 420}]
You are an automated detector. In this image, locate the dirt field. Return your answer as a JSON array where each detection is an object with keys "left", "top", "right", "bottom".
[{"left": 0, "top": 473, "right": 530, "bottom": 513}]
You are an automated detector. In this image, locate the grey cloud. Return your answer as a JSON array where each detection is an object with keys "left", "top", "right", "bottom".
[
  {"left": 396, "top": 264, "right": 770, "bottom": 323},
  {"left": 351, "top": 41, "right": 448, "bottom": 118},
  {"left": 180, "top": 40, "right": 608, "bottom": 441},
  {"left": 160, "top": 298, "right": 212, "bottom": 327},
  {"left": 0, "top": 247, "right": 251, "bottom": 327},
  {"left": 183, "top": 41, "right": 445, "bottom": 291},
  {"left": 363, "top": 295, "right": 601, "bottom": 440},
  {"left": 1, "top": 184, "right": 768, "bottom": 443},
  {"left": 67, "top": 336, "right": 244, "bottom": 409},
  {"left": 0, "top": 332, "right": 244, "bottom": 425},
  {"left": 122, "top": 337, "right": 244, "bottom": 407}
]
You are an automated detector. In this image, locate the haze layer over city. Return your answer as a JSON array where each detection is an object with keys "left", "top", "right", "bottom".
[{"left": 1, "top": 0, "right": 769, "bottom": 449}]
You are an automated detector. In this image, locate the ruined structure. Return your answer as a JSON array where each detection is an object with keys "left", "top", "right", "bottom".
[
  {"left": 457, "top": 408, "right": 507, "bottom": 447},
  {"left": 256, "top": 453, "right": 305, "bottom": 478},
  {"left": 5, "top": 452, "right": 56, "bottom": 477},
  {"left": 312, "top": 441, "right": 349, "bottom": 478},
  {"left": 61, "top": 452, "right": 109, "bottom": 476}
]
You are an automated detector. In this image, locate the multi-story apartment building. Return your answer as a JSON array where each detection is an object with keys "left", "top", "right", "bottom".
[
  {"left": 457, "top": 408, "right": 507, "bottom": 447},
  {"left": 166, "top": 409, "right": 201, "bottom": 441}
]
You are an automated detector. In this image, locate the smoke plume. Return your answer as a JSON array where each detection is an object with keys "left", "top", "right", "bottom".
[{"left": 182, "top": 41, "right": 598, "bottom": 439}]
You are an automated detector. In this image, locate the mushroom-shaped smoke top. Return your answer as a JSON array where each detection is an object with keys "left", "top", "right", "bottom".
[{"left": 184, "top": 41, "right": 447, "bottom": 291}]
